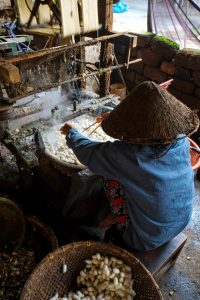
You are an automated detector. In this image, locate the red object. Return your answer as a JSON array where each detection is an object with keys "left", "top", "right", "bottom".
[
  {"left": 159, "top": 79, "right": 174, "bottom": 90},
  {"left": 188, "top": 137, "right": 200, "bottom": 171}
]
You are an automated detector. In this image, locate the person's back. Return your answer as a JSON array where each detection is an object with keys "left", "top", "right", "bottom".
[
  {"left": 102, "top": 138, "right": 194, "bottom": 251},
  {"left": 60, "top": 81, "right": 199, "bottom": 252}
]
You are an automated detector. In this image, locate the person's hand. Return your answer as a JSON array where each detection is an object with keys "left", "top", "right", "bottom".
[
  {"left": 96, "top": 111, "right": 110, "bottom": 124},
  {"left": 60, "top": 123, "right": 74, "bottom": 135}
]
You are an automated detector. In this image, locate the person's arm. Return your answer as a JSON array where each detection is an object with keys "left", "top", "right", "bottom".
[{"left": 60, "top": 123, "right": 121, "bottom": 179}]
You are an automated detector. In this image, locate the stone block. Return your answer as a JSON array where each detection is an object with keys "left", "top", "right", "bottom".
[
  {"left": 136, "top": 33, "right": 155, "bottom": 48},
  {"left": 175, "top": 67, "right": 191, "bottom": 81},
  {"left": 135, "top": 73, "right": 148, "bottom": 85},
  {"left": 129, "top": 60, "right": 144, "bottom": 74},
  {"left": 195, "top": 88, "right": 200, "bottom": 99},
  {"left": 137, "top": 48, "right": 162, "bottom": 67},
  {"left": 193, "top": 71, "right": 200, "bottom": 87},
  {"left": 160, "top": 61, "right": 176, "bottom": 75},
  {"left": 174, "top": 49, "right": 200, "bottom": 71},
  {"left": 131, "top": 47, "right": 137, "bottom": 58},
  {"left": 152, "top": 38, "right": 178, "bottom": 61},
  {"left": 172, "top": 78, "right": 194, "bottom": 94},
  {"left": 181, "top": 94, "right": 200, "bottom": 110},
  {"left": 168, "top": 87, "right": 182, "bottom": 100},
  {"left": 114, "top": 43, "right": 127, "bottom": 56},
  {"left": 126, "top": 80, "right": 136, "bottom": 92},
  {"left": 115, "top": 54, "right": 125, "bottom": 64},
  {"left": 144, "top": 66, "right": 168, "bottom": 83},
  {"left": 122, "top": 69, "right": 136, "bottom": 82}
]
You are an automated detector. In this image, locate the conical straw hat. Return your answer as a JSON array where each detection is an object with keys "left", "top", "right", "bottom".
[{"left": 102, "top": 81, "right": 199, "bottom": 145}]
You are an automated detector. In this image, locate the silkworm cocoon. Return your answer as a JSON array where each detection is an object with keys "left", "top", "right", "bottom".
[
  {"left": 104, "top": 257, "right": 109, "bottom": 264},
  {"left": 113, "top": 277, "right": 119, "bottom": 286},
  {"left": 124, "top": 265, "right": 132, "bottom": 272},
  {"left": 72, "top": 295, "right": 80, "bottom": 300},
  {"left": 103, "top": 265, "right": 110, "bottom": 277},
  {"left": 76, "top": 291, "right": 84, "bottom": 298},
  {"left": 50, "top": 293, "right": 59, "bottom": 300},
  {"left": 80, "top": 271, "right": 86, "bottom": 277},
  {"left": 110, "top": 273, "right": 115, "bottom": 279},
  {"left": 113, "top": 268, "right": 120, "bottom": 274},
  {"left": 62, "top": 264, "right": 67, "bottom": 273},
  {"left": 85, "top": 259, "right": 92, "bottom": 265},
  {"left": 96, "top": 253, "right": 101, "bottom": 260}
]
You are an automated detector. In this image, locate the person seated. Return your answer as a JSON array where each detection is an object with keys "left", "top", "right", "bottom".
[{"left": 60, "top": 81, "right": 199, "bottom": 252}]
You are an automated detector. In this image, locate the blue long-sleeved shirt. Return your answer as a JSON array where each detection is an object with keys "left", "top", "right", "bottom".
[{"left": 66, "top": 128, "right": 194, "bottom": 251}]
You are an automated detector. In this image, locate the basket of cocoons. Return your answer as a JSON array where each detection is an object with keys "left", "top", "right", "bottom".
[{"left": 20, "top": 241, "right": 164, "bottom": 300}]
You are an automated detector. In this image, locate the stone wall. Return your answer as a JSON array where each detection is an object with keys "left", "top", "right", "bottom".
[{"left": 114, "top": 33, "right": 200, "bottom": 121}]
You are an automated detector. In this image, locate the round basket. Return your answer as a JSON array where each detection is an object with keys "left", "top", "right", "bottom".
[
  {"left": 20, "top": 241, "right": 163, "bottom": 300},
  {"left": 25, "top": 215, "right": 59, "bottom": 253}
]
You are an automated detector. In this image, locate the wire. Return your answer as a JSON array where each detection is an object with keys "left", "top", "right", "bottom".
[
  {"left": 14, "top": 94, "right": 39, "bottom": 108},
  {"left": 24, "top": 0, "right": 32, "bottom": 12}
]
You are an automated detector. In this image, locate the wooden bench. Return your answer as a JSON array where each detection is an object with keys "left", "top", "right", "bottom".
[{"left": 131, "top": 232, "right": 187, "bottom": 280}]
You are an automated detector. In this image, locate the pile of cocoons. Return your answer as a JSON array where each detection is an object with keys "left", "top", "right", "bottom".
[{"left": 50, "top": 253, "right": 136, "bottom": 300}]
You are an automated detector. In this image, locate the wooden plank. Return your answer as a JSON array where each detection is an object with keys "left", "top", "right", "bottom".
[
  {"left": 24, "top": 27, "right": 60, "bottom": 37},
  {"left": 16, "top": 0, "right": 37, "bottom": 26},
  {"left": 0, "top": 63, "right": 20, "bottom": 84},
  {"left": 59, "top": 0, "right": 80, "bottom": 37},
  {"left": 80, "top": 0, "right": 99, "bottom": 33},
  {"left": 1, "top": 32, "right": 127, "bottom": 64},
  {"left": 38, "top": 4, "right": 51, "bottom": 25}
]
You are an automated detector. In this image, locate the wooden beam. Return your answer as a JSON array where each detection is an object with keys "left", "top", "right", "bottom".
[
  {"left": 98, "top": 0, "right": 114, "bottom": 96},
  {"left": 0, "top": 63, "right": 20, "bottom": 84},
  {"left": 1, "top": 32, "right": 127, "bottom": 64},
  {"left": 9, "top": 59, "right": 142, "bottom": 102}
]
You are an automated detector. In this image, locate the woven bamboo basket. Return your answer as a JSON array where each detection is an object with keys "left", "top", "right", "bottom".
[{"left": 20, "top": 241, "right": 164, "bottom": 300}]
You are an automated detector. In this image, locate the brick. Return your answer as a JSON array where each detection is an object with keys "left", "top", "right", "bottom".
[
  {"left": 174, "top": 49, "right": 200, "bottom": 71},
  {"left": 122, "top": 69, "right": 136, "bottom": 82},
  {"left": 135, "top": 73, "right": 148, "bottom": 85},
  {"left": 195, "top": 88, "right": 200, "bottom": 99},
  {"left": 175, "top": 67, "right": 191, "bottom": 81},
  {"left": 137, "top": 48, "right": 162, "bottom": 67},
  {"left": 152, "top": 38, "right": 178, "bottom": 61},
  {"left": 181, "top": 94, "right": 200, "bottom": 110},
  {"left": 131, "top": 47, "right": 137, "bottom": 58},
  {"left": 114, "top": 43, "right": 127, "bottom": 56},
  {"left": 129, "top": 59, "right": 144, "bottom": 74},
  {"left": 144, "top": 65, "right": 168, "bottom": 83},
  {"left": 193, "top": 71, "right": 200, "bottom": 87},
  {"left": 160, "top": 61, "right": 176, "bottom": 75},
  {"left": 136, "top": 34, "right": 155, "bottom": 48},
  {"left": 172, "top": 78, "right": 194, "bottom": 94},
  {"left": 168, "top": 87, "right": 182, "bottom": 100}
]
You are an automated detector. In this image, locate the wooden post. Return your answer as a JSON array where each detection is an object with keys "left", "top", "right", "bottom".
[{"left": 98, "top": 0, "right": 113, "bottom": 96}]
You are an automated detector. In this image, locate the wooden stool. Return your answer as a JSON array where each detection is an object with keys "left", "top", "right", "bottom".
[{"left": 131, "top": 232, "right": 187, "bottom": 280}]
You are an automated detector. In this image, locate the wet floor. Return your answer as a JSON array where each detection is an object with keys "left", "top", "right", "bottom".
[{"left": 157, "top": 178, "right": 200, "bottom": 300}]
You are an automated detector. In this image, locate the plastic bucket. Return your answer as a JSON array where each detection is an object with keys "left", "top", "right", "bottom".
[
  {"left": 110, "top": 83, "right": 126, "bottom": 101},
  {"left": 188, "top": 137, "right": 200, "bottom": 171}
]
